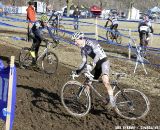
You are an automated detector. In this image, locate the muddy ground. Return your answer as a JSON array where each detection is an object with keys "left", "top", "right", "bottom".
[{"left": 0, "top": 35, "right": 160, "bottom": 130}]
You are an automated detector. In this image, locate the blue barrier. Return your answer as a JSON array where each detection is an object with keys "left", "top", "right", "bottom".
[
  {"left": 0, "top": 21, "right": 26, "bottom": 29},
  {"left": 0, "top": 58, "right": 17, "bottom": 130}
]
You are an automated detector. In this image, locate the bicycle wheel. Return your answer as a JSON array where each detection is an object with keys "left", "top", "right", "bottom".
[
  {"left": 115, "top": 31, "right": 122, "bottom": 44},
  {"left": 41, "top": 52, "right": 58, "bottom": 74},
  {"left": 19, "top": 47, "right": 32, "bottom": 68},
  {"left": 61, "top": 80, "right": 91, "bottom": 117},
  {"left": 114, "top": 89, "right": 150, "bottom": 120},
  {"left": 106, "top": 31, "right": 114, "bottom": 42}
]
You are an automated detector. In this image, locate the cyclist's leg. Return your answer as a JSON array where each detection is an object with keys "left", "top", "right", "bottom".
[
  {"left": 113, "top": 24, "right": 118, "bottom": 39},
  {"left": 139, "top": 32, "right": 143, "bottom": 47},
  {"left": 110, "top": 25, "right": 114, "bottom": 38},
  {"left": 101, "top": 60, "right": 115, "bottom": 107},
  {"left": 35, "top": 39, "right": 41, "bottom": 59},
  {"left": 31, "top": 37, "right": 41, "bottom": 64}
]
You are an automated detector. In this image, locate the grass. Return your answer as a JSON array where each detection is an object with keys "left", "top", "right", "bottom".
[{"left": 0, "top": 14, "right": 160, "bottom": 49}]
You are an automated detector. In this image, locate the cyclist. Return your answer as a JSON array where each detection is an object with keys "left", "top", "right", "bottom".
[
  {"left": 105, "top": 14, "right": 119, "bottom": 33},
  {"left": 30, "top": 14, "right": 56, "bottom": 65},
  {"left": 48, "top": 11, "right": 61, "bottom": 25},
  {"left": 138, "top": 15, "right": 153, "bottom": 47},
  {"left": 71, "top": 31, "right": 115, "bottom": 108}
]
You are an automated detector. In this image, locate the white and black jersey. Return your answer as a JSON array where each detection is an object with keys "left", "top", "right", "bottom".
[{"left": 76, "top": 39, "right": 107, "bottom": 74}]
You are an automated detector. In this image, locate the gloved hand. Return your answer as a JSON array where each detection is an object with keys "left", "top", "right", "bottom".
[
  {"left": 86, "top": 64, "right": 93, "bottom": 72},
  {"left": 72, "top": 70, "right": 78, "bottom": 75},
  {"left": 71, "top": 71, "right": 79, "bottom": 79}
]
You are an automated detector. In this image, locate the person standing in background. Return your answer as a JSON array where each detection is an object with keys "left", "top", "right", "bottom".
[
  {"left": 26, "top": 1, "right": 36, "bottom": 42},
  {"left": 73, "top": 7, "right": 80, "bottom": 30}
]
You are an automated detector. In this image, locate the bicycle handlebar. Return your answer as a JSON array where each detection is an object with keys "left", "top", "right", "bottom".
[{"left": 71, "top": 70, "right": 98, "bottom": 82}]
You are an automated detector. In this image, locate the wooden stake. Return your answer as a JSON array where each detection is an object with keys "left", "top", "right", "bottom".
[{"left": 5, "top": 56, "right": 15, "bottom": 130}]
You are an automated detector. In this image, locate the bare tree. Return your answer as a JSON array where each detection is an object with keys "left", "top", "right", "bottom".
[{"left": 66, "top": 0, "right": 72, "bottom": 16}]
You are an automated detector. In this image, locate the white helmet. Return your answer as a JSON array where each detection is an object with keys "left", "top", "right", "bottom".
[{"left": 71, "top": 31, "right": 84, "bottom": 40}]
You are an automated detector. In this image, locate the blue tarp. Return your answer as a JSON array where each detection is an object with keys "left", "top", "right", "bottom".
[{"left": 0, "top": 59, "right": 17, "bottom": 130}]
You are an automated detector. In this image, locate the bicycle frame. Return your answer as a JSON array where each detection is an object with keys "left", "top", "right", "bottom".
[
  {"left": 80, "top": 75, "right": 133, "bottom": 106},
  {"left": 36, "top": 42, "right": 51, "bottom": 61}
]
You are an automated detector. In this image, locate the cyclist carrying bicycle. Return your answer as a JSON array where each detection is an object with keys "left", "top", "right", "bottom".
[
  {"left": 138, "top": 15, "right": 153, "bottom": 47},
  {"left": 105, "top": 14, "right": 119, "bottom": 32},
  {"left": 29, "top": 14, "right": 57, "bottom": 65},
  {"left": 48, "top": 11, "right": 61, "bottom": 25},
  {"left": 71, "top": 31, "right": 115, "bottom": 107}
]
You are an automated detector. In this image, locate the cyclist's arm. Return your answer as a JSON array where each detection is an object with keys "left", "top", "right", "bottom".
[
  {"left": 76, "top": 50, "right": 87, "bottom": 74},
  {"left": 48, "top": 12, "right": 56, "bottom": 21},
  {"left": 46, "top": 26, "right": 58, "bottom": 41},
  {"left": 105, "top": 19, "right": 109, "bottom": 27},
  {"left": 31, "top": 22, "right": 44, "bottom": 41}
]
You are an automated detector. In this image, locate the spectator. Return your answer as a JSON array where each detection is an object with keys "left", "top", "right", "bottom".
[
  {"left": 73, "top": 7, "right": 80, "bottom": 30},
  {"left": 26, "top": 1, "right": 36, "bottom": 42}
]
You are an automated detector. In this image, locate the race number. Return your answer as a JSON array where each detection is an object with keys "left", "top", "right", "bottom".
[{"left": 140, "top": 26, "right": 149, "bottom": 32}]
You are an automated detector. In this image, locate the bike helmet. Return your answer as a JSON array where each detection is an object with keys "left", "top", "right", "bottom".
[
  {"left": 71, "top": 31, "right": 84, "bottom": 40},
  {"left": 40, "top": 14, "right": 48, "bottom": 22}
]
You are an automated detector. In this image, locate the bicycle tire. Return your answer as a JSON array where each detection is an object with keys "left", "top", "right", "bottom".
[
  {"left": 41, "top": 51, "right": 58, "bottom": 75},
  {"left": 19, "top": 47, "right": 32, "bottom": 68},
  {"left": 52, "top": 40, "right": 59, "bottom": 48},
  {"left": 114, "top": 88, "right": 150, "bottom": 120},
  {"left": 106, "top": 31, "right": 114, "bottom": 42},
  {"left": 61, "top": 80, "right": 91, "bottom": 117},
  {"left": 115, "top": 32, "right": 122, "bottom": 44}
]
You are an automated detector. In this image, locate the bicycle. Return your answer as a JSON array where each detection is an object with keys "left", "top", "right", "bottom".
[
  {"left": 61, "top": 70, "right": 150, "bottom": 120},
  {"left": 48, "top": 13, "right": 65, "bottom": 38},
  {"left": 105, "top": 19, "right": 122, "bottom": 44},
  {"left": 19, "top": 40, "right": 58, "bottom": 75}
]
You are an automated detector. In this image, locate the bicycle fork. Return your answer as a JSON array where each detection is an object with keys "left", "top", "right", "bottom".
[
  {"left": 76, "top": 85, "right": 85, "bottom": 98},
  {"left": 120, "top": 90, "right": 135, "bottom": 111}
]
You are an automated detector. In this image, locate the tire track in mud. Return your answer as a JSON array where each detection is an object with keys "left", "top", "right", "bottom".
[{"left": 0, "top": 40, "right": 160, "bottom": 130}]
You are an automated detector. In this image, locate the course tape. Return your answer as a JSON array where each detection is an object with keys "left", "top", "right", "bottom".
[
  {"left": 0, "top": 21, "right": 26, "bottom": 29},
  {"left": 1, "top": 15, "right": 160, "bottom": 52},
  {"left": 1, "top": 17, "right": 159, "bottom": 53},
  {"left": 0, "top": 15, "right": 160, "bottom": 67}
]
